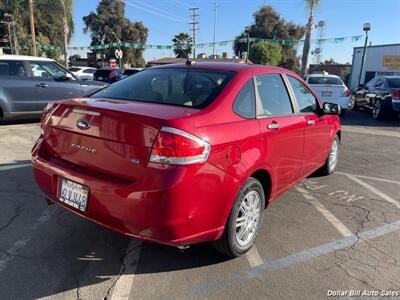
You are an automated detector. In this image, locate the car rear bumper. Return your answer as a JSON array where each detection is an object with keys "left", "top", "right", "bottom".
[
  {"left": 31, "top": 137, "right": 238, "bottom": 246},
  {"left": 392, "top": 100, "right": 400, "bottom": 112}
]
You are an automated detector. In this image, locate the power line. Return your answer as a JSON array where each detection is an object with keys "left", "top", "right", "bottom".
[
  {"left": 167, "top": 0, "right": 192, "bottom": 9},
  {"left": 189, "top": 7, "right": 199, "bottom": 59},
  {"left": 125, "top": 1, "right": 187, "bottom": 23},
  {"left": 133, "top": 0, "right": 189, "bottom": 22}
]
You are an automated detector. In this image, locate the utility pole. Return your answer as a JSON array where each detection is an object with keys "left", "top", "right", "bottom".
[
  {"left": 61, "top": 0, "right": 69, "bottom": 67},
  {"left": 28, "top": 0, "right": 37, "bottom": 56},
  {"left": 212, "top": 2, "right": 219, "bottom": 56},
  {"left": 189, "top": 7, "right": 199, "bottom": 59}
]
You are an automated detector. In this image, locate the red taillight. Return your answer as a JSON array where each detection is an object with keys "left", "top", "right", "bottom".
[
  {"left": 109, "top": 70, "right": 116, "bottom": 78},
  {"left": 391, "top": 89, "right": 400, "bottom": 100},
  {"left": 343, "top": 89, "right": 351, "bottom": 97},
  {"left": 149, "top": 127, "right": 211, "bottom": 165}
]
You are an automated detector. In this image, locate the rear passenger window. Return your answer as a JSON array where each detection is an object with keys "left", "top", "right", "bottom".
[
  {"left": 255, "top": 74, "right": 293, "bottom": 116},
  {"left": 233, "top": 79, "right": 256, "bottom": 118},
  {"left": 287, "top": 76, "right": 317, "bottom": 113},
  {"left": 0, "top": 60, "right": 26, "bottom": 77}
]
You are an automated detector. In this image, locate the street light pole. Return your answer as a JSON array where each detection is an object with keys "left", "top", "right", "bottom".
[
  {"left": 358, "top": 23, "right": 371, "bottom": 88},
  {"left": 245, "top": 26, "right": 250, "bottom": 64}
]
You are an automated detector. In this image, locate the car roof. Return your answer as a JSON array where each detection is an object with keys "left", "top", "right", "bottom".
[
  {"left": 379, "top": 76, "right": 400, "bottom": 79},
  {"left": 307, "top": 73, "right": 340, "bottom": 79},
  {"left": 149, "top": 62, "right": 287, "bottom": 73},
  {"left": 0, "top": 55, "right": 54, "bottom": 62}
]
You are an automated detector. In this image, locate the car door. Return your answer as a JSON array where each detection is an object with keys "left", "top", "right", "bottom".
[
  {"left": 0, "top": 60, "right": 39, "bottom": 115},
  {"left": 286, "top": 75, "right": 332, "bottom": 178},
  {"left": 27, "top": 60, "right": 83, "bottom": 111},
  {"left": 255, "top": 73, "right": 304, "bottom": 196}
]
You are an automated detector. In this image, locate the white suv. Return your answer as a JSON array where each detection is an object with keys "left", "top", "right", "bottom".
[{"left": 306, "top": 73, "right": 350, "bottom": 115}]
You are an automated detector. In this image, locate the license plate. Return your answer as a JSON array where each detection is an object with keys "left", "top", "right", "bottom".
[
  {"left": 98, "top": 76, "right": 103, "bottom": 80},
  {"left": 59, "top": 178, "right": 89, "bottom": 212},
  {"left": 321, "top": 91, "right": 332, "bottom": 97}
]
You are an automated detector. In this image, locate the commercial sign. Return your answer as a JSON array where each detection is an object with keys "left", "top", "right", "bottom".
[{"left": 383, "top": 56, "right": 400, "bottom": 69}]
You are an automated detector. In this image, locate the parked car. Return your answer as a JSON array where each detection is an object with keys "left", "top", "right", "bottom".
[
  {"left": 349, "top": 76, "right": 400, "bottom": 120},
  {"left": 0, "top": 55, "right": 107, "bottom": 121},
  {"left": 32, "top": 63, "right": 341, "bottom": 257},
  {"left": 122, "top": 68, "right": 143, "bottom": 77},
  {"left": 306, "top": 73, "right": 350, "bottom": 115},
  {"left": 93, "top": 68, "right": 123, "bottom": 83},
  {"left": 68, "top": 66, "right": 97, "bottom": 81}
]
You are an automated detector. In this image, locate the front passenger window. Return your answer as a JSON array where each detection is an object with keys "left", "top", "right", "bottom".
[{"left": 287, "top": 76, "right": 317, "bottom": 113}]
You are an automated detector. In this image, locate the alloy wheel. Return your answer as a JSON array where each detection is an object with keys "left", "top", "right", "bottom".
[{"left": 328, "top": 139, "right": 339, "bottom": 172}]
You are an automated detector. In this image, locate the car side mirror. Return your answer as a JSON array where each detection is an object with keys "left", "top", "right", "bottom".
[{"left": 322, "top": 102, "right": 341, "bottom": 115}]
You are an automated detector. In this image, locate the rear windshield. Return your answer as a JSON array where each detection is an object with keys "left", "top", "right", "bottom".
[
  {"left": 92, "top": 68, "right": 234, "bottom": 109},
  {"left": 94, "top": 69, "right": 111, "bottom": 77},
  {"left": 123, "top": 69, "right": 140, "bottom": 76},
  {"left": 388, "top": 78, "right": 400, "bottom": 88},
  {"left": 308, "top": 76, "right": 343, "bottom": 85}
]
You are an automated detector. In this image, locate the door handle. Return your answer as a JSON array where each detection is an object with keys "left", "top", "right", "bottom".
[
  {"left": 267, "top": 122, "right": 281, "bottom": 130},
  {"left": 36, "top": 83, "right": 49, "bottom": 88},
  {"left": 307, "top": 119, "right": 315, "bottom": 126}
]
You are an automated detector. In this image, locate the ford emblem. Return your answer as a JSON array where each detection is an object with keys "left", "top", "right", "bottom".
[{"left": 76, "top": 119, "right": 91, "bottom": 130}]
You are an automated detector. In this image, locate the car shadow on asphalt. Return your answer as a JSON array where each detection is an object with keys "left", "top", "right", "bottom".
[{"left": 0, "top": 118, "right": 40, "bottom": 126}]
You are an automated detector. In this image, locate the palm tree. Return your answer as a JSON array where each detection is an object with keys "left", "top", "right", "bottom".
[
  {"left": 172, "top": 32, "right": 193, "bottom": 58},
  {"left": 300, "top": 0, "right": 320, "bottom": 76}
]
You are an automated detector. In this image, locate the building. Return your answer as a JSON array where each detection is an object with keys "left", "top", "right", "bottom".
[
  {"left": 146, "top": 57, "right": 251, "bottom": 67},
  {"left": 349, "top": 43, "right": 400, "bottom": 91}
]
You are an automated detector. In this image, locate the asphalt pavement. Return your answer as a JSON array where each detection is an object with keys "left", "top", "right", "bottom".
[{"left": 0, "top": 109, "right": 399, "bottom": 300}]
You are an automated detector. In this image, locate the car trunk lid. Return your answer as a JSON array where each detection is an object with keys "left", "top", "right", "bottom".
[{"left": 43, "top": 98, "right": 199, "bottom": 181}]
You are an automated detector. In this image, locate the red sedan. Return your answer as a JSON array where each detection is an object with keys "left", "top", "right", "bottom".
[{"left": 32, "top": 63, "right": 341, "bottom": 257}]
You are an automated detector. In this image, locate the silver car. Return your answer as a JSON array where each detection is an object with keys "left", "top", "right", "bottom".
[{"left": 0, "top": 55, "right": 107, "bottom": 121}]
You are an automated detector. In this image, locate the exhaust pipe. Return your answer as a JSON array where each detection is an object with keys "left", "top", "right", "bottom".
[{"left": 177, "top": 245, "right": 190, "bottom": 251}]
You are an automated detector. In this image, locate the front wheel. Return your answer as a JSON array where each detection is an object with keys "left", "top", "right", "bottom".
[
  {"left": 348, "top": 95, "right": 359, "bottom": 110},
  {"left": 372, "top": 100, "right": 385, "bottom": 120},
  {"left": 212, "top": 177, "right": 265, "bottom": 257}
]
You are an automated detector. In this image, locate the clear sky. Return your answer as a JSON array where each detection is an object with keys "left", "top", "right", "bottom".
[{"left": 69, "top": 0, "right": 400, "bottom": 64}]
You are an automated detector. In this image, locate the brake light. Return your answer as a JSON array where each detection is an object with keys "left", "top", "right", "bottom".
[
  {"left": 109, "top": 70, "right": 116, "bottom": 78},
  {"left": 40, "top": 102, "right": 56, "bottom": 134},
  {"left": 391, "top": 89, "right": 400, "bottom": 100},
  {"left": 341, "top": 89, "right": 351, "bottom": 97},
  {"left": 149, "top": 127, "right": 211, "bottom": 165}
]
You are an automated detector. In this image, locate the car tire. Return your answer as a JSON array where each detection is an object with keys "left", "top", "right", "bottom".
[
  {"left": 319, "top": 135, "right": 340, "bottom": 176},
  {"left": 212, "top": 177, "right": 265, "bottom": 258},
  {"left": 372, "top": 100, "right": 386, "bottom": 120},
  {"left": 348, "top": 95, "right": 359, "bottom": 110}
]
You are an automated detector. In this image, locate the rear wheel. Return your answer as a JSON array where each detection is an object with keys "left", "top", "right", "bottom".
[
  {"left": 348, "top": 95, "right": 359, "bottom": 110},
  {"left": 212, "top": 177, "right": 265, "bottom": 257},
  {"left": 319, "top": 135, "right": 340, "bottom": 176},
  {"left": 372, "top": 100, "right": 385, "bottom": 120},
  {"left": 0, "top": 108, "right": 3, "bottom": 122}
]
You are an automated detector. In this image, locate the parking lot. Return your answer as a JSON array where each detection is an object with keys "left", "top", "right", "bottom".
[{"left": 0, "top": 110, "right": 399, "bottom": 300}]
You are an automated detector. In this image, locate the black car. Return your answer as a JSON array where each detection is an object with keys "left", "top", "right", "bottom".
[
  {"left": 93, "top": 68, "right": 123, "bottom": 83},
  {"left": 350, "top": 76, "right": 400, "bottom": 120},
  {"left": 122, "top": 68, "right": 143, "bottom": 77}
]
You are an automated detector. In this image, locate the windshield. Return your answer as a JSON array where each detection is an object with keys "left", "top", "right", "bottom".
[
  {"left": 388, "top": 78, "right": 400, "bottom": 88},
  {"left": 92, "top": 68, "right": 234, "bottom": 108},
  {"left": 308, "top": 76, "right": 343, "bottom": 85},
  {"left": 68, "top": 67, "right": 81, "bottom": 72}
]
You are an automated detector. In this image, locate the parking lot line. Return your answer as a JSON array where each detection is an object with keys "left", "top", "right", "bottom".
[
  {"left": 342, "top": 126, "right": 400, "bottom": 138},
  {"left": 189, "top": 219, "right": 400, "bottom": 295},
  {"left": 245, "top": 246, "right": 263, "bottom": 267},
  {"left": 0, "top": 163, "right": 31, "bottom": 171},
  {"left": 335, "top": 171, "right": 400, "bottom": 185},
  {"left": 295, "top": 186, "right": 353, "bottom": 237},
  {"left": 110, "top": 239, "right": 142, "bottom": 300},
  {"left": 344, "top": 175, "right": 400, "bottom": 209}
]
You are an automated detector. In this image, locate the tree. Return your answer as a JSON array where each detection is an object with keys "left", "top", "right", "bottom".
[
  {"left": 323, "top": 58, "right": 337, "bottom": 64},
  {"left": 234, "top": 6, "right": 305, "bottom": 72},
  {"left": 300, "top": 0, "right": 320, "bottom": 76},
  {"left": 172, "top": 32, "right": 192, "bottom": 58},
  {"left": 0, "top": 0, "right": 74, "bottom": 60},
  {"left": 250, "top": 41, "right": 282, "bottom": 65},
  {"left": 83, "top": 0, "right": 148, "bottom": 67}
]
